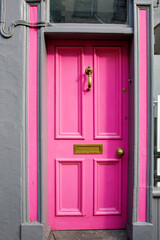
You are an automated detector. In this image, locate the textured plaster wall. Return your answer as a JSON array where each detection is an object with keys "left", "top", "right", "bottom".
[{"left": 0, "top": 0, "right": 26, "bottom": 239}]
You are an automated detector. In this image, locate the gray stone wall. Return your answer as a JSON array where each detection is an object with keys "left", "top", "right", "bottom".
[
  {"left": 0, "top": 0, "right": 157, "bottom": 239},
  {"left": 0, "top": 0, "right": 26, "bottom": 239}
]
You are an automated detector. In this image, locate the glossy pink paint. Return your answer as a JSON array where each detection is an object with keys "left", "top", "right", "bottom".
[
  {"left": 47, "top": 41, "right": 128, "bottom": 230},
  {"left": 94, "top": 159, "right": 122, "bottom": 216},
  {"left": 28, "top": 6, "right": 38, "bottom": 221},
  {"left": 55, "top": 47, "right": 84, "bottom": 139},
  {"left": 94, "top": 47, "right": 122, "bottom": 139},
  {"left": 56, "top": 159, "right": 85, "bottom": 216},
  {"left": 138, "top": 9, "right": 147, "bottom": 222}
]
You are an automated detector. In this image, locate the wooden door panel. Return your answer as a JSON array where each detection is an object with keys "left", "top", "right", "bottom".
[
  {"left": 94, "top": 159, "right": 122, "bottom": 215},
  {"left": 56, "top": 159, "right": 84, "bottom": 216},
  {"left": 94, "top": 47, "right": 122, "bottom": 139},
  {"left": 56, "top": 47, "right": 84, "bottom": 139}
]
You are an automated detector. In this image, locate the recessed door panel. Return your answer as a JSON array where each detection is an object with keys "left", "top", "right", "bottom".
[
  {"left": 56, "top": 159, "right": 84, "bottom": 216},
  {"left": 94, "top": 159, "right": 122, "bottom": 215},
  {"left": 94, "top": 47, "right": 122, "bottom": 139},
  {"left": 56, "top": 47, "right": 84, "bottom": 139}
]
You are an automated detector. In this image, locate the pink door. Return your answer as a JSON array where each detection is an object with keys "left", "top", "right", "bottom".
[{"left": 47, "top": 40, "right": 128, "bottom": 230}]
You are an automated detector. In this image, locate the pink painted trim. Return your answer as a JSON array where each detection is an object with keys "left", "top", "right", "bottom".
[
  {"left": 138, "top": 9, "right": 147, "bottom": 222},
  {"left": 28, "top": 6, "right": 38, "bottom": 221}
]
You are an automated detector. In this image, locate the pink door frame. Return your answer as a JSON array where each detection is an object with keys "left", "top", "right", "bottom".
[
  {"left": 26, "top": 5, "right": 150, "bottom": 231},
  {"left": 28, "top": 5, "right": 38, "bottom": 222},
  {"left": 138, "top": 8, "right": 148, "bottom": 222}
]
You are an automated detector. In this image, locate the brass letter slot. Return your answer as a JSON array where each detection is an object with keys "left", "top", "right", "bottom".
[{"left": 74, "top": 144, "right": 103, "bottom": 154}]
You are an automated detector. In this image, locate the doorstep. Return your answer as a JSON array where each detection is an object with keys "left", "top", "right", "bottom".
[{"left": 48, "top": 230, "right": 128, "bottom": 240}]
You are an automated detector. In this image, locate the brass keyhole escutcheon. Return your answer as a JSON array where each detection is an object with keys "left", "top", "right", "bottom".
[
  {"left": 116, "top": 148, "right": 125, "bottom": 157},
  {"left": 85, "top": 66, "right": 93, "bottom": 91}
]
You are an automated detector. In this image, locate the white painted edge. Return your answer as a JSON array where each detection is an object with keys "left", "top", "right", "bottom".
[
  {"left": 157, "top": 158, "right": 160, "bottom": 176},
  {"left": 157, "top": 95, "right": 160, "bottom": 152}
]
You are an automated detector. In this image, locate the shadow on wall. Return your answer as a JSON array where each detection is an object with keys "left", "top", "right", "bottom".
[
  {"left": 155, "top": 24, "right": 160, "bottom": 55},
  {"left": 0, "top": 0, "right": 1, "bottom": 20}
]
